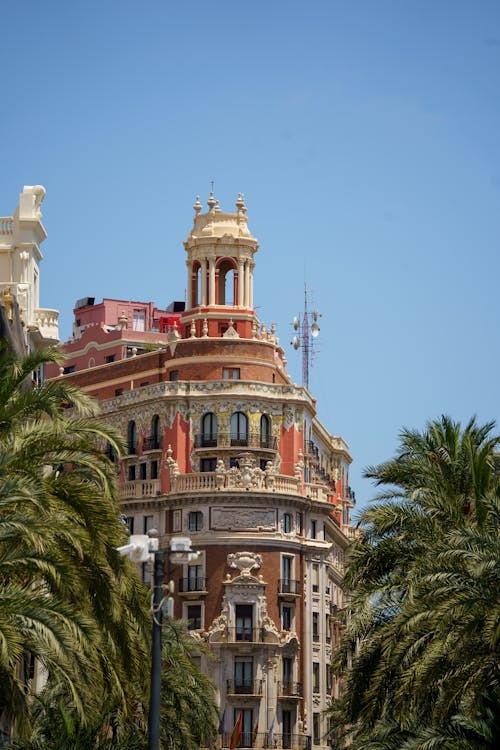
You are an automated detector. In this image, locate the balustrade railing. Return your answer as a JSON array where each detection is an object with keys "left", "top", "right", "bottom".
[
  {"left": 220, "top": 732, "right": 310, "bottom": 749},
  {"left": 226, "top": 678, "right": 263, "bottom": 695},
  {"left": 193, "top": 431, "right": 278, "bottom": 450},
  {"left": 278, "top": 579, "right": 302, "bottom": 596},
  {"left": 120, "top": 479, "right": 160, "bottom": 500},
  {"left": 0, "top": 217, "right": 13, "bottom": 233},
  {"left": 170, "top": 471, "right": 301, "bottom": 495}
]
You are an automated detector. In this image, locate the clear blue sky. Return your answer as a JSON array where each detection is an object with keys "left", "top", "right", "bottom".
[{"left": 2, "top": 0, "right": 499, "bottom": 512}]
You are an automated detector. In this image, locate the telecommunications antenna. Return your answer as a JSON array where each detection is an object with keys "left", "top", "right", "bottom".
[{"left": 290, "top": 285, "right": 322, "bottom": 390}]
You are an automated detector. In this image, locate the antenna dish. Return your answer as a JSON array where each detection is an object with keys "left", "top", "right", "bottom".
[
  {"left": 311, "top": 321, "right": 320, "bottom": 338},
  {"left": 292, "top": 335, "right": 300, "bottom": 350},
  {"left": 293, "top": 317, "right": 299, "bottom": 330}
]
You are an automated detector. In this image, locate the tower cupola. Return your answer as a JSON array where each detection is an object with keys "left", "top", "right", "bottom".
[{"left": 184, "top": 192, "right": 259, "bottom": 318}]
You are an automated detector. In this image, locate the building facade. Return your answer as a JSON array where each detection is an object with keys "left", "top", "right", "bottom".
[
  {"left": 0, "top": 185, "right": 59, "bottom": 354},
  {"left": 52, "top": 193, "right": 356, "bottom": 750}
]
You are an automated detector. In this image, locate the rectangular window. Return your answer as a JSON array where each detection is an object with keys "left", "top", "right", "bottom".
[
  {"left": 139, "top": 463, "right": 147, "bottom": 480},
  {"left": 313, "top": 662, "right": 320, "bottom": 692},
  {"left": 312, "top": 564, "right": 319, "bottom": 592},
  {"left": 234, "top": 657, "right": 253, "bottom": 693},
  {"left": 312, "top": 612, "right": 319, "bottom": 642},
  {"left": 132, "top": 309, "right": 146, "bottom": 331},
  {"left": 187, "top": 604, "right": 202, "bottom": 630},
  {"left": 143, "top": 515, "right": 154, "bottom": 533},
  {"left": 105, "top": 354, "right": 115, "bottom": 363},
  {"left": 200, "top": 458, "right": 217, "bottom": 472},
  {"left": 151, "top": 460, "right": 158, "bottom": 480},
  {"left": 282, "top": 513, "right": 292, "bottom": 533},
  {"left": 326, "top": 664, "right": 332, "bottom": 693},
  {"left": 313, "top": 713, "right": 320, "bottom": 745},
  {"left": 63, "top": 365, "right": 75, "bottom": 374},
  {"left": 282, "top": 555, "right": 293, "bottom": 581},
  {"left": 124, "top": 516, "right": 134, "bottom": 534},
  {"left": 326, "top": 614, "right": 331, "bottom": 642},
  {"left": 188, "top": 511, "right": 203, "bottom": 532},
  {"left": 235, "top": 604, "right": 253, "bottom": 641},
  {"left": 282, "top": 656, "right": 293, "bottom": 686},
  {"left": 233, "top": 709, "right": 253, "bottom": 749},
  {"left": 282, "top": 605, "right": 293, "bottom": 631},
  {"left": 296, "top": 512, "right": 303, "bottom": 535},
  {"left": 128, "top": 465, "right": 136, "bottom": 481},
  {"left": 115, "top": 388, "right": 124, "bottom": 396},
  {"left": 169, "top": 370, "right": 179, "bottom": 381},
  {"left": 311, "top": 519, "right": 317, "bottom": 539},
  {"left": 187, "top": 564, "right": 203, "bottom": 591},
  {"left": 222, "top": 367, "right": 240, "bottom": 380}
]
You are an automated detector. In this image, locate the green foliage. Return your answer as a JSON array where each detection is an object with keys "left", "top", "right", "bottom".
[{"left": 328, "top": 415, "right": 500, "bottom": 749}]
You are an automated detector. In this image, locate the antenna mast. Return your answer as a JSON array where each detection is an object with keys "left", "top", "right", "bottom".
[{"left": 291, "top": 285, "right": 321, "bottom": 390}]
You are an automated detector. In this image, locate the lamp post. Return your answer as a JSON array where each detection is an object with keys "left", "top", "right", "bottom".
[{"left": 117, "top": 532, "right": 200, "bottom": 750}]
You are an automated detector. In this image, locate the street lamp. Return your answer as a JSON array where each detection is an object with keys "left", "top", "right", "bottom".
[{"left": 117, "top": 531, "right": 200, "bottom": 750}]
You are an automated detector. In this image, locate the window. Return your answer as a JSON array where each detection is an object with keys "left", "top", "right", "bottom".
[
  {"left": 187, "top": 604, "right": 202, "bottom": 630},
  {"left": 187, "top": 564, "right": 203, "bottom": 591},
  {"left": 200, "top": 458, "right": 217, "bottom": 472},
  {"left": 326, "top": 614, "right": 331, "bottom": 642},
  {"left": 169, "top": 370, "right": 179, "bottom": 381},
  {"left": 326, "top": 664, "right": 332, "bottom": 693},
  {"left": 139, "top": 463, "right": 147, "bottom": 480},
  {"left": 188, "top": 511, "right": 203, "bottom": 532},
  {"left": 105, "top": 354, "right": 115, "bottom": 363},
  {"left": 127, "top": 420, "right": 137, "bottom": 454},
  {"left": 128, "top": 465, "right": 136, "bottom": 481},
  {"left": 234, "top": 657, "right": 253, "bottom": 693},
  {"left": 233, "top": 709, "right": 253, "bottom": 749},
  {"left": 230, "top": 411, "right": 248, "bottom": 446},
  {"left": 312, "top": 612, "right": 319, "bottom": 642},
  {"left": 143, "top": 515, "right": 154, "bottom": 533},
  {"left": 260, "top": 414, "right": 271, "bottom": 447},
  {"left": 310, "top": 519, "right": 317, "bottom": 539},
  {"left": 282, "top": 710, "right": 292, "bottom": 749},
  {"left": 313, "top": 713, "right": 320, "bottom": 745},
  {"left": 282, "top": 657, "right": 293, "bottom": 688},
  {"left": 235, "top": 604, "right": 253, "bottom": 641},
  {"left": 132, "top": 309, "right": 145, "bottom": 331},
  {"left": 282, "top": 605, "right": 293, "bottom": 631},
  {"left": 150, "top": 414, "right": 161, "bottom": 449},
  {"left": 201, "top": 412, "right": 217, "bottom": 446},
  {"left": 282, "top": 513, "right": 292, "bottom": 533},
  {"left": 282, "top": 555, "right": 293, "bottom": 582},
  {"left": 296, "top": 512, "right": 303, "bottom": 535},
  {"left": 223, "top": 367, "right": 240, "bottom": 380},
  {"left": 151, "top": 460, "right": 158, "bottom": 480},
  {"left": 63, "top": 365, "right": 75, "bottom": 374},
  {"left": 312, "top": 564, "right": 319, "bottom": 593},
  {"left": 123, "top": 516, "right": 134, "bottom": 534},
  {"left": 115, "top": 388, "right": 124, "bottom": 396}
]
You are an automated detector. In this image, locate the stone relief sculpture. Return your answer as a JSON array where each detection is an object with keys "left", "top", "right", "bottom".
[{"left": 227, "top": 551, "right": 262, "bottom": 576}]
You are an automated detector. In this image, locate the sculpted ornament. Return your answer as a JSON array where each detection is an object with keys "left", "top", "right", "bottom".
[{"left": 227, "top": 551, "right": 262, "bottom": 577}]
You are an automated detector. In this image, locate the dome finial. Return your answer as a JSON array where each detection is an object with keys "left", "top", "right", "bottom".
[
  {"left": 207, "top": 180, "right": 216, "bottom": 210},
  {"left": 236, "top": 192, "right": 247, "bottom": 214},
  {"left": 193, "top": 195, "right": 202, "bottom": 214}
]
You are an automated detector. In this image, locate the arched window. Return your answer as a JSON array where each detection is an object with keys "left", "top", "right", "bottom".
[
  {"left": 127, "top": 420, "right": 137, "bottom": 455},
  {"left": 201, "top": 412, "right": 218, "bottom": 447},
  {"left": 231, "top": 411, "right": 248, "bottom": 446},
  {"left": 260, "top": 414, "right": 271, "bottom": 448},
  {"left": 149, "top": 414, "right": 161, "bottom": 450},
  {"left": 217, "top": 259, "right": 236, "bottom": 305}
]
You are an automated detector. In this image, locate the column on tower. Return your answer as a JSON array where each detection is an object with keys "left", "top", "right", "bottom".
[
  {"left": 244, "top": 260, "right": 250, "bottom": 307},
  {"left": 201, "top": 258, "right": 207, "bottom": 306},
  {"left": 238, "top": 259, "right": 245, "bottom": 307},
  {"left": 249, "top": 261, "right": 255, "bottom": 309},
  {"left": 208, "top": 257, "right": 216, "bottom": 306},
  {"left": 187, "top": 260, "right": 193, "bottom": 309}
]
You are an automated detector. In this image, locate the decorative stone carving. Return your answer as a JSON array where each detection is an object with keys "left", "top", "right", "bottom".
[
  {"left": 202, "top": 318, "right": 208, "bottom": 337},
  {"left": 227, "top": 551, "right": 262, "bottom": 577},
  {"left": 223, "top": 319, "right": 239, "bottom": 338},
  {"left": 165, "top": 444, "right": 179, "bottom": 477},
  {"left": 294, "top": 449, "right": 304, "bottom": 480},
  {"left": 212, "top": 508, "right": 276, "bottom": 531}
]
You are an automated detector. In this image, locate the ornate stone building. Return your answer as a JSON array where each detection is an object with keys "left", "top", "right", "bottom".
[
  {"left": 53, "top": 193, "right": 356, "bottom": 750},
  {"left": 0, "top": 185, "right": 59, "bottom": 355}
]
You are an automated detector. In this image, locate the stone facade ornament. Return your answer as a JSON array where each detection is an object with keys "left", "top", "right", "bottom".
[
  {"left": 227, "top": 551, "right": 263, "bottom": 577},
  {"left": 294, "top": 449, "right": 304, "bottom": 480},
  {"left": 165, "top": 444, "right": 179, "bottom": 476},
  {"left": 223, "top": 319, "right": 239, "bottom": 338}
]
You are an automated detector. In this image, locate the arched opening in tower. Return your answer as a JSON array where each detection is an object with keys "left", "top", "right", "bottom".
[{"left": 217, "top": 259, "right": 237, "bottom": 305}]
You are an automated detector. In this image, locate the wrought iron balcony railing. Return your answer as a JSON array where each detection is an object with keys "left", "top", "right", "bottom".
[
  {"left": 277, "top": 681, "right": 303, "bottom": 697},
  {"left": 178, "top": 577, "right": 208, "bottom": 593},
  {"left": 278, "top": 579, "right": 302, "bottom": 596},
  {"left": 226, "top": 678, "right": 263, "bottom": 695},
  {"left": 193, "top": 431, "right": 278, "bottom": 450},
  {"left": 143, "top": 435, "right": 163, "bottom": 451}
]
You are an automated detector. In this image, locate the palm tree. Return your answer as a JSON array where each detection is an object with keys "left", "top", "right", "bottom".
[
  {"left": 0, "top": 346, "right": 150, "bottom": 739},
  {"left": 329, "top": 416, "right": 500, "bottom": 749}
]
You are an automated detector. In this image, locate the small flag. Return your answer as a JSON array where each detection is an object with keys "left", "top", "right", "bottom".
[
  {"left": 268, "top": 717, "right": 275, "bottom": 745},
  {"left": 218, "top": 708, "right": 226, "bottom": 735},
  {"left": 230, "top": 711, "right": 243, "bottom": 750},
  {"left": 253, "top": 719, "right": 259, "bottom": 743}
]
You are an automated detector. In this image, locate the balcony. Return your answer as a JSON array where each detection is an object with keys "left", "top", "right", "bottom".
[
  {"left": 226, "top": 679, "right": 263, "bottom": 696},
  {"left": 143, "top": 435, "right": 163, "bottom": 451},
  {"left": 32, "top": 308, "right": 59, "bottom": 344},
  {"left": 278, "top": 579, "right": 301, "bottom": 597},
  {"left": 277, "top": 681, "right": 303, "bottom": 698},
  {"left": 193, "top": 431, "right": 278, "bottom": 450},
  {"left": 119, "top": 479, "right": 161, "bottom": 500},
  {"left": 171, "top": 471, "right": 301, "bottom": 495},
  {"left": 220, "top": 732, "right": 310, "bottom": 749},
  {"left": 178, "top": 577, "right": 208, "bottom": 595}
]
